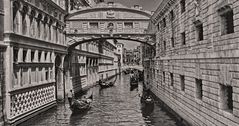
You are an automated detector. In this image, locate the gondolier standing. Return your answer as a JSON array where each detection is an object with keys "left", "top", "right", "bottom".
[{"left": 67, "top": 90, "right": 74, "bottom": 106}]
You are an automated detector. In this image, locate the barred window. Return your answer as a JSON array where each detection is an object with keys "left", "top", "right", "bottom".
[
  {"left": 170, "top": 73, "right": 174, "bottom": 86},
  {"left": 196, "top": 23, "right": 203, "bottom": 41},
  {"left": 195, "top": 78, "right": 202, "bottom": 99},
  {"left": 220, "top": 85, "right": 233, "bottom": 112},
  {"left": 221, "top": 10, "right": 234, "bottom": 35},
  {"left": 181, "top": 32, "right": 186, "bottom": 45},
  {"left": 180, "top": 0, "right": 186, "bottom": 13},
  {"left": 180, "top": 75, "right": 185, "bottom": 91}
]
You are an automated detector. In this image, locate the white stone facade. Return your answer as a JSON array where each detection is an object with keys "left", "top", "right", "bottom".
[{"left": 1, "top": 0, "right": 67, "bottom": 125}]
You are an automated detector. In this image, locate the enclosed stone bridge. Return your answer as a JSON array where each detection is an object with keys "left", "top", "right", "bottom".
[{"left": 66, "top": 2, "right": 155, "bottom": 50}]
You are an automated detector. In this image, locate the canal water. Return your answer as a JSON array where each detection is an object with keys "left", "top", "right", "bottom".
[{"left": 19, "top": 74, "right": 184, "bottom": 126}]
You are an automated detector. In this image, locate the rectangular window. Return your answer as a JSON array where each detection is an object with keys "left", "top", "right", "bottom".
[
  {"left": 162, "top": 18, "right": 166, "bottom": 28},
  {"left": 220, "top": 85, "right": 233, "bottom": 112},
  {"left": 13, "top": 48, "right": 18, "bottom": 63},
  {"left": 180, "top": 75, "right": 185, "bottom": 91},
  {"left": 163, "top": 41, "right": 166, "bottom": 51},
  {"left": 89, "top": 22, "right": 99, "bottom": 29},
  {"left": 31, "top": 51, "right": 35, "bottom": 62},
  {"left": 170, "top": 10, "right": 174, "bottom": 21},
  {"left": 170, "top": 73, "right": 174, "bottom": 86},
  {"left": 163, "top": 71, "right": 165, "bottom": 82},
  {"left": 181, "top": 32, "right": 186, "bottom": 45},
  {"left": 196, "top": 23, "right": 203, "bottom": 41},
  {"left": 221, "top": 10, "right": 234, "bottom": 35},
  {"left": 38, "top": 51, "right": 42, "bottom": 62},
  {"left": 171, "top": 37, "right": 174, "bottom": 47},
  {"left": 180, "top": 0, "right": 186, "bottom": 13},
  {"left": 124, "top": 22, "right": 133, "bottom": 29},
  {"left": 195, "top": 78, "right": 202, "bottom": 99},
  {"left": 23, "top": 50, "right": 27, "bottom": 62}
]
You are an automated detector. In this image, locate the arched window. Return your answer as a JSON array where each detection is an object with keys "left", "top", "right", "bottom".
[
  {"left": 13, "top": 1, "right": 20, "bottom": 33},
  {"left": 22, "top": 5, "right": 28, "bottom": 35},
  {"left": 37, "top": 14, "right": 42, "bottom": 38},
  {"left": 43, "top": 16, "right": 48, "bottom": 40},
  {"left": 30, "top": 10, "right": 36, "bottom": 37}
]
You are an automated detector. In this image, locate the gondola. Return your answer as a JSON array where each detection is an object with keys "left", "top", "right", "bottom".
[
  {"left": 140, "top": 95, "right": 154, "bottom": 104},
  {"left": 99, "top": 81, "right": 114, "bottom": 88},
  {"left": 70, "top": 95, "right": 93, "bottom": 113},
  {"left": 130, "top": 76, "right": 138, "bottom": 87},
  {"left": 99, "top": 76, "right": 117, "bottom": 89}
]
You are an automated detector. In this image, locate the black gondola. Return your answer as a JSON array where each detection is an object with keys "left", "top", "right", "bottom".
[
  {"left": 140, "top": 95, "right": 154, "bottom": 104},
  {"left": 130, "top": 76, "right": 138, "bottom": 87},
  {"left": 70, "top": 95, "right": 93, "bottom": 113},
  {"left": 99, "top": 76, "right": 117, "bottom": 88},
  {"left": 99, "top": 81, "right": 114, "bottom": 88}
]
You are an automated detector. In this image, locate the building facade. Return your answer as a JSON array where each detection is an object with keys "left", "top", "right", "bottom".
[
  {"left": 147, "top": 0, "right": 239, "bottom": 126},
  {"left": 69, "top": 40, "right": 117, "bottom": 93},
  {"left": 0, "top": 0, "right": 4, "bottom": 125},
  {"left": 116, "top": 43, "right": 124, "bottom": 67},
  {"left": 1, "top": 0, "right": 67, "bottom": 125}
]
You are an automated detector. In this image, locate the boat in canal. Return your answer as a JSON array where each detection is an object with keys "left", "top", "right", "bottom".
[
  {"left": 99, "top": 76, "right": 117, "bottom": 88},
  {"left": 130, "top": 75, "right": 138, "bottom": 87},
  {"left": 99, "top": 81, "right": 114, "bottom": 88},
  {"left": 141, "top": 95, "right": 154, "bottom": 104},
  {"left": 70, "top": 95, "right": 93, "bottom": 113}
]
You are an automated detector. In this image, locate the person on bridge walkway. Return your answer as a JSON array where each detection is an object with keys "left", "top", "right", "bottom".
[{"left": 67, "top": 90, "right": 74, "bottom": 106}]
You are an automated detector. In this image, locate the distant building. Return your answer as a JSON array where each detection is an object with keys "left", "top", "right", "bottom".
[
  {"left": 124, "top": 47, "right": 142, "bottom": 66},
  {"left": 116, "top": 43, "right": 124, "bottom": 66}
]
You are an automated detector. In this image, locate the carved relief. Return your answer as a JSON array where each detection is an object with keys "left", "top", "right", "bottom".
[{"left": 106, "top": 10, "right": 115, "bottom": 18}]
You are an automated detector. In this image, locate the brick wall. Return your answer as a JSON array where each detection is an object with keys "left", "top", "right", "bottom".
[{"left": 149, "top": 0, "right": 239, "bottom": 126}]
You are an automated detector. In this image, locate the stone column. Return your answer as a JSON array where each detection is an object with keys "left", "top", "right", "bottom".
[
  {"left": 56, "top": 55, "right": 65, "bottom": 101},
  {"left": 4, "top": 45, "right": 13, "bottom": 122}
]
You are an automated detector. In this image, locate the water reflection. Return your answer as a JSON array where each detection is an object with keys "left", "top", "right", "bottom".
[{"left": 19, "top": 74, "right": 184, "bottom": 126}]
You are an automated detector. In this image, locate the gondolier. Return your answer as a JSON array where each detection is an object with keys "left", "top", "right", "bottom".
[{"left": 67, "top": 90, "right": 74, "bottom": 106}]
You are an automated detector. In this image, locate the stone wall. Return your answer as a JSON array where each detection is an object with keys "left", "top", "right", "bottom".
[
  {"left": 149, "top": 0, "right": 239, "bottom": 125},
  {"left": 0, "top": 48, "right": 5, "bottom": 125}
]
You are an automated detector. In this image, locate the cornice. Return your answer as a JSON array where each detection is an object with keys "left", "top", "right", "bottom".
[
  {"left": 151, "top": 0, "right": 176, "bottom": 24},
  {"left": 5, "top": 33, "right": 67, "bottom": 54}
]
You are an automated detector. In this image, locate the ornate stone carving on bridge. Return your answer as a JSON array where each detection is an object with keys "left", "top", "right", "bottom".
[{"left": 106, "top": 10, "right": 115, "bottom": 18}]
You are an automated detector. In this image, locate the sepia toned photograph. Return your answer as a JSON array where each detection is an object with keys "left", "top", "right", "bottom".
[{"left": 0, "top": 0, "right": 238, "bottom": 125}]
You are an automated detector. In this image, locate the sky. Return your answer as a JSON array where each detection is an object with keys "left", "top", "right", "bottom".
[{"left": 104, "top": 0, "right": 162, "bottom": 49}]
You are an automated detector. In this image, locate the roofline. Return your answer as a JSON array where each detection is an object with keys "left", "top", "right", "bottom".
[{"left": 66, "top": 7, "right": 152, "bottom": 20}]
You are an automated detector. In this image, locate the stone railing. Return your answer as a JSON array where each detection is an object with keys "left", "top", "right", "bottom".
[{"left": 9, "top": 83, "right": 56, "bottom": 121}]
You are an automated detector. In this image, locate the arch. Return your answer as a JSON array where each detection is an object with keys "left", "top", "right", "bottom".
[{"left": 67, "top": 36, "right": 155, "bottom": 51}]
